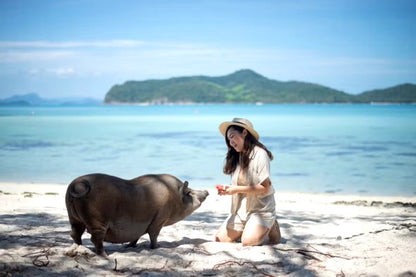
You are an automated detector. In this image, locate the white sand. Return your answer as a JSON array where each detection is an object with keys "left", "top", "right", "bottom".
[{"left": 0, "top": 182, "right": 415, "bottom": 276}]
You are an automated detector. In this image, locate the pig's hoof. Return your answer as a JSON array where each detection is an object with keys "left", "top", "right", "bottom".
[
  {"left": 125, "top": 241, "right": 138, "bottom": 248},
  {"left": 97, "top": 250, "right": 108, "bottom": 258}
]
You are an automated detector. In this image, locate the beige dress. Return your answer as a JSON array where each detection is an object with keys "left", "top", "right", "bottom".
[{"left": 225, "top": 146, "right": 276, "bottom": 232}]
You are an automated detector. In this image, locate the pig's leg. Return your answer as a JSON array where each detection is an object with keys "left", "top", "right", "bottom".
[
  {"left": 70, "top": 221, "right": 86, "bottom": 245},
  {"left": 148, "top": 231, "right": 161, "bottom": 249},
  {"left": 90, "top": 227, "right": 107, "bottom": 257},
  {"left": 147, "top": 221, "right": 165, "bottom": 249}
]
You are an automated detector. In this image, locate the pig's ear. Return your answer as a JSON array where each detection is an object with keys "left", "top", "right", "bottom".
[{"left": 182, "top": 181, "right": 191, "bottom": 195}]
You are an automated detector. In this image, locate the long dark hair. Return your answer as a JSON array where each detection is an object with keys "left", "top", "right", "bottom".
[{"left": 223, "top": 125, "right": 273, "bottom": 175}]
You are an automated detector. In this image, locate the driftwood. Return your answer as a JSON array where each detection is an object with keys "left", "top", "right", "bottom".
[
  {"left": 23, "top": 247, "right": 55, "bottom": 267},
  {"left": 275, "top": 244, "right": 351, "bottom": 261},
  {"left": 212, "top": 260, "right": 278, "bottom": 277},
  {"left": 345, "top": 223, "right": 416, "bottom": 239}
]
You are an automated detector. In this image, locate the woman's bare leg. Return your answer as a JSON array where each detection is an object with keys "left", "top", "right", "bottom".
[
  {"left": 268, "top": 220, "right": 281, "bottom": 244},
  {"left": 215, "top": 221, "right": 242, "bottom": 242},
  {"left": 241, "top": 224, "right": 269, "bottom": 246}
]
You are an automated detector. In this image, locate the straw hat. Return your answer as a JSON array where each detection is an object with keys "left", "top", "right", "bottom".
[{"left": 219, "top": 118, "right": 259, "bottom": 140}]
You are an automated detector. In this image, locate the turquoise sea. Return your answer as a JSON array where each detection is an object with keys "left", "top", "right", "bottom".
[{"left": 0, "top": 104, "right": 415, "bottom": 196}]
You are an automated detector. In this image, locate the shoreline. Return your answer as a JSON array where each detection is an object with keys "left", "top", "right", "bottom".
[
  {"left": 1, "top": 181, "right": 415, "bottom": 199},
  {"left": 1, "top": 182, "right": 415, "bottom": 276}
]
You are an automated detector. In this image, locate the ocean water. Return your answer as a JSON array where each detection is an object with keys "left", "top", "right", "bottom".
[{"left": 0, "top": 104, "right": 415, "bottom": 196}]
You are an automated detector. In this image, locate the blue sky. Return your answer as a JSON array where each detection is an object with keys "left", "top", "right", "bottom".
[{"left": 0, "top": 0, "right": 415, "bottom": 99}]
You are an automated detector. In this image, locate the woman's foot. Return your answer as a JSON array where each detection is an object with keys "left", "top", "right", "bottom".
[{"left": 268, "top": 220, "right": 281, "bottom": 244}]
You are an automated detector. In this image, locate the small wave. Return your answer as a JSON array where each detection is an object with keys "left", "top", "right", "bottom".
[
  {"left": 138, "top": 131, "right": 197, "bottom": 139},
  {"left": 396, "top": 152, "right": 416, "bottom": 157},
  {"left": 325, "top": 188, "right": 343, "bottom": 193},
  {"left": 277, "top": 172, "right": 309, "bottom": 177},
  {"left": 0, "top": 140, "right": 54, "bottom": 151},
  {"left": 326, "top": 151, "right": 355, "bottom": 156},
  {"left": 347, "top": 145, "right": 389, "bottom": 152}
]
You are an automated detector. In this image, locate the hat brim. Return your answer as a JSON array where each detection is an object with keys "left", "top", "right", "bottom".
[{"left": 219, "top": 121, "right": 259, "bottom": 140}]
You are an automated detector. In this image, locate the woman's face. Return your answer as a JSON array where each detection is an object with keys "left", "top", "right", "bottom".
[{"left": 226, "top": 127, "right": 247, "bottom": 153}]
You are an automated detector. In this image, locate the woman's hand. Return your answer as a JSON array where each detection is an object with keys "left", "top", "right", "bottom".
[{"left": 216, "top": 185, "right": 232, "bottom": 195}]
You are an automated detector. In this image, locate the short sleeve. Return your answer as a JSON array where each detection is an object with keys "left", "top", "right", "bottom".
[{"left": 253, "top": 147, "right": 270, "bottom": 185}]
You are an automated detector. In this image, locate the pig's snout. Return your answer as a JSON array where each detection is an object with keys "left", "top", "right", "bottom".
[{"left": 196, "top": 190, "right": 209, "bottom": 203}]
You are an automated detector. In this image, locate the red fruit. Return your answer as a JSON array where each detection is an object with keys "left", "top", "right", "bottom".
[{"left": 215, "top": 185, "right": 229, "bottom": 192}]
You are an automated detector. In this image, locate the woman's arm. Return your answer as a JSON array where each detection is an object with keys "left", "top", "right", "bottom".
[{"left": 220, "top": 178, "right": 272, "bottom": 196}]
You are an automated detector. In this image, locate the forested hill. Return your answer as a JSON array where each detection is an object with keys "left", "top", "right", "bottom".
[
  {"left": 104, "top": 69, "right": 416, "bottom": 104},
  {"left": 355, "top": 84, "right": 416, "bottom": 103}
]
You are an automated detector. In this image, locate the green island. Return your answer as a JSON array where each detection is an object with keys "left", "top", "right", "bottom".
[{"left": 104, "top": 69, "right": 416, "bottom": 104}]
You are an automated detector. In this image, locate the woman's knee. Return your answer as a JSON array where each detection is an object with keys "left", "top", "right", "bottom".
[
  {"left": 241, "top": 236, "right": 264, "bottom": 246},
  {"left": 241, "top": 225, "right": 268, "bottom": 246},
  {"left": 215, "top": 225, "right": 242, "bottom": 243},
  {"left": 215, "top": 234, "right": 234, "bottom": 243}
]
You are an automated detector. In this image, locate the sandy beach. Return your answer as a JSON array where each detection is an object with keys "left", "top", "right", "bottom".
[{"left": 0, "top": 182, "right": 415, "bottom": 276}]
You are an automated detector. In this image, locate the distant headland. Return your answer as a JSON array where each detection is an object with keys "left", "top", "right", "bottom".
[
  {"left": 104, "top": 69, "right": 416, "bottom": 104},
  {"left": 0, "top": 93, "right": 101, "bottom": 106}
]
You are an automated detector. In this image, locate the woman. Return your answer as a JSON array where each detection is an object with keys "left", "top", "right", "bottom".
[{"left": 215, "top": 118, "right": 281, "bottom": 246}]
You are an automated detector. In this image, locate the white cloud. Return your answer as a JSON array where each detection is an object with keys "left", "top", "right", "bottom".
[
  {"left": 49, "top": 67, "right": 75, "bottom": 76},
  {"left": 311, "top": 57, "right": 392, "bottom": 67},
  {"left": 0, "top": 40, "right": 147, "bottom": 48},
  {"left": 27, "top": 68, "right": 40, "bottom": 76},
  {"left": 0, "top": 50, "right": 75, "bottom": 63},
  {"left": 22, "top": 67, "right": 75, "bottom": 78}
]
